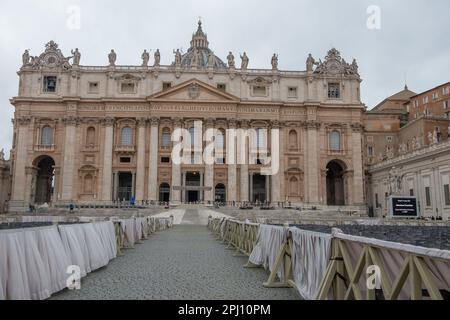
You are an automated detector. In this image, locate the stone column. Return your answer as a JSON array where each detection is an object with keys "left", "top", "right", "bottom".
[
  {"left": 171, "top": 118, "right": 182, "bottom": 204},
  {"left": 270, "top": 121, "right": 282, "bottom": 204},
  {"left": 135, "top": 118, "right": 147, "bottom": 202},
  {"left": 24, "top": 166, "right": 37, "bottom": 206},
  {"left": 182, "top": 172, "right": 186, "bottom": 203},
  {"left": 148, "top": 117, "right": 159, "bottom": 201},
  {"left": 204, "top": 118, "right": 214, "bottom": 204},
  {"left": 132, "top": 172, "right": 136, "bottom": 198},
  {"left": 239, "top": 120, "right": 249, "bottom": 203},
  {"left": 101, "top": 117, "right": 114, "bottom": 202},
  {"left": 11, "top": 117, "right": 31, "bottom": 210},
  {"left": 305, "top": 120, "right": 320, "bottom": 204},
  {"left": 266, "top": 175, "right": 271, "bottom": 203},
  {"left": 249, "top": 173, "right": 253, "bottom": 203},
  {"left": 199, "top": 171, "right": 204, "bottom": 202},
  {"left": 113, "top": 172, "right": 119, "bottom": 201},
  {"left": 351, "top": 123, "right": 364, "bottom": 205},
  {"left": 61, "top": 117, "right": 78, "bottom": 201},
  {"left": 227, "top": 119, "right": 237, "bottom": 204}
]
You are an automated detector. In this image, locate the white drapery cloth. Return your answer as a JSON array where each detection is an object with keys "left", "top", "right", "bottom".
[
  {"left": 249, "top": 224, "right": 287, "bottom": 281},
  {"left": 0, "top": 225, "right": 70, "bottom": 300},
  {"left": 289, "top": 227, "right": 332, "bottom": 300},
  {"left": 120, "top": 219, "right": 136, "bottom": 248}
]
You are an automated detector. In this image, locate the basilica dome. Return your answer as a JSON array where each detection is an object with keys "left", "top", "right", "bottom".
[{"left": 175, "top": 21, "right": 227, "bottom": 69}]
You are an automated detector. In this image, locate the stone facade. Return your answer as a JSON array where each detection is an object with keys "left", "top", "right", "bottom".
[
  {"left": 8, "top": 22, "right": 366, "bottom": 212},
  {"left": 0, "top": 156, "right": 10, "bottom": 213}
]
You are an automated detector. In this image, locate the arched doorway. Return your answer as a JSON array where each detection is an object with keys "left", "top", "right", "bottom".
[
  {"left": 326, "top": 160, "right": 345, "bottom": 206},
  {"left": 159, "top": 183, "right": 170, "bottom": 203},
  {"left": 215, "top": 184, "right": 226, "bottom": 203},
  {"left": 34, "top": 156, "right": 55, "bottom": 204}
]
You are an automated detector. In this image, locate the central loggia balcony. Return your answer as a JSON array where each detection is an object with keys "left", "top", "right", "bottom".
[{"left": 114, "top": 144, "right": 136, "bottom": 154}]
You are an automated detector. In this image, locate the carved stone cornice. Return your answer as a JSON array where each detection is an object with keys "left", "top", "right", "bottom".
[
  {"left": 227, "top": 118, "right": 238, "bottom": 129},
  {"left": 350, "top": 123, "right": 363, "bottom": 132},
  {"left": 16, "top": 116, "right": 32, "bottom": 126},
  {"left": 305, "top": 120, "right": 321, "bottom": 130},
  {"left": 270, "top": 120, "right": 281, "bottom": 129},
  {"left": 205, "top": 118, "right": 215, "bottom": 128},
  {"left": 239, "top": 119, "right": 250, "bottom": 129},
  {"left": 62, "top": 116, "right": 80, "bottom": 126},
  {"left": 149, "top": 117, "right": 159, "bottom": 127},
  {"left": 172, "top": 117, "right": 182, "bottom": 128},
  {"left": 137, "top": 117, "right": 148, "bottom": 127},
  {"left": 102, "top": 117, "right": 115, "bottom": 127}
]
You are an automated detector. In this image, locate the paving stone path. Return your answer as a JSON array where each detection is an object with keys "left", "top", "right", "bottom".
[{"left": 51, "top": 208, "right": 299, "bottom": 300}]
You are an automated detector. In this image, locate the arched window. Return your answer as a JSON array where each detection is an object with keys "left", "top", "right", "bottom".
[
  {"left": 86, "top": 127, "right": 96, "bottom": 145},
  {"left": 329, "top": 130, "right": 341, "bottom": 151},
  {"left": 121, "top": 127, "right": 133, "bottom": 146},
  {"left": 84, "top": 174, "right": 93, "bottom": 193},
  {"left": 256, "top": 128, "right": 266, "bottom": 148},
  {"left": 41, "top": 126, "right": 52, "bottom": 145},
  {"left": 289, "top": 130, "right": 298, "bottom": 147},
  {"left": 289, "top": 177, "right": 298, "bottom": 196},
  {"left": 161, "top": 128, "right": 171, "bottom": 147},
  {"left": 189, "top": 127, "right": 196, "bottom": 147},
  {"left": 215, "top": 129, "right": 225, "bottom": 149}
]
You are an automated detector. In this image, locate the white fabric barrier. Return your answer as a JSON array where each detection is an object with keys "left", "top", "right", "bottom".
[
  {"left": 120, "top": 219, "right": 137, "bottom": 248},
  {"left": 289, "top": 227, "right": 332, "bottom": 300},
  {"left": 0, "top": 225, "right": 70, "bottom": 300},
  {"left": 249, "top": 224, "right": 287, "bottom": 281},
  {"left": 0, "top": 221, "right": 118, "bottom": 300},
  {"left": 332, "top": 229, "right": 450, "bottom": 299}
]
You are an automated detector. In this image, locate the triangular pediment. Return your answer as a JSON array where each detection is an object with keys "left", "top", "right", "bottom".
[{"left": 149, "top": 79, "right": 239, "bottom": 102}]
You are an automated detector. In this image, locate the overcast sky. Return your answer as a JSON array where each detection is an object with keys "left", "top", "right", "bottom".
[{"left": 0, "top": 0, "right": 449, "bottom": 156}]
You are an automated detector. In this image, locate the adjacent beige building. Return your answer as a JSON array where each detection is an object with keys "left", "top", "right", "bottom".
[
  {"left": 8, "top": 22, "right": 366, "bottom": 212},
  {"left": 0, "top": 151, "right": 10, "bottom": 213}
]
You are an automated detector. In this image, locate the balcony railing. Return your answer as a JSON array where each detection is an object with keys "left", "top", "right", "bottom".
[
  {"left": 114, "top": 145, "right": 136, "bottom": 153},
  {"left": 35, "top": 144, "right": 55, "bottom": 152}
]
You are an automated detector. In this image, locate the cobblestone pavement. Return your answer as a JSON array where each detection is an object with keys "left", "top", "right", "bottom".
[{"left": 51, "top": 209, "right": 299, "bottom": 300}]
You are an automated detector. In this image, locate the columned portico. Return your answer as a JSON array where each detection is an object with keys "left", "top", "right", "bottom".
[
  {"left": 148, "top": 117, "right": 159, "bottom": 201},
  {"left": 135, "top": 118, "right": 147, "bottom": 202},
  {"left": 101, "top": 117, "right": 114, "bottom": 202}
]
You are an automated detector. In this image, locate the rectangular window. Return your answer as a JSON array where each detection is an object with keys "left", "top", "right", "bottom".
[
  {"left": 423, "top": 96, "right": 429, "bottom": 104},
  {"left": 216, "top": 83, "right": 226, "bottom": 92},
  {"left": 253, "top": 86, "right": 267, "bottom": 96},
  {"left": 43, "top": 76, "right": 57, "bottom": 93},
  {"left": 163, "top": 82, "right": 172, "bottom": 90},
  {"left": 120, "top": 157, "right": 131, "bottom": 163},
  {"left": 409, "top": 189, "right": 414, "bottom": 196},
  {"left": 386, "top": 136, "right": 393, "bottom": 143},
  {"left": 216, "top": 158, "right": 225, "bottom": 164},
  {"left": 425, "top": 186, "right": 431, "bottom": 207},
  {"left": 432, "top": 92, "right": 438, "bottom": 100},
  {"left": 445, "top": 184, "right": 450, "bottom": 206},
  {"left": 367, "top": 146, "right": 374, "bottom": 156},
  {"left": 287, "top": 87, "right": 297, "bottom": 98},
  {"left": 161, "top": 157, "right": 170, "bottom": 163},
  {"left": 444, "top": 101, "right": 449, "bottom": 109},
  {"left": 375, "top": 193, "right": 379, "bottom": 208},
  {"left": 88, "top": 82, "right": 99, "bottom": 93},
  {"left": 445, "top": 112, "right": 450, "bottom": 120},
  {"left": 121, "top": 82, "right": 135, "bottom": 93},
  {"left": 328, "top": 83, "right": 340, "bottom": 99}
]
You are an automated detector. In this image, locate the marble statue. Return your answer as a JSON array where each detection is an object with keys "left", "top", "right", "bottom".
[
  {"left": 386, "top": 145, "right": 394, "bottom": 159},
  {"left": 428, "top": 131, "right": 434, "bottom": 145},
  {"left": 240, "top": 52, "right": 249, "bottom": 70},
  {"left": 271, "top": 53, "right": 278, "bottom": 70},
  {"left": 0, "top": 148, "right": 4, "bottom": 160},
  {"left": 71, "top": 48, "right": 81, "bottom": 65},
  {"left": 208, "top": 51, "right": 214, "bottom": 68},
  {"left": 227, "top": 51, "right": 235, "bottom": 68},
  {"left": 174, "top": 49, "right": 182, "bottom": 67},
  {"left": 351, "top": 59, "right": 358, "bottom": 74},
  {"left": 141, "top": 50, "right": 150, "bottom": 67},
  {"left": 22, "top": 50, "right": 30, "bottom": 65},
  {"left": 108, "top": 49, "right": 117, "bottom": 66},
  {"left": 154, "top": 49, "right": 160, "bottom": 67},
  {"left": 387, "top": 167, "right": 403, "bottom": 195},
  {"left": 306, "top": 53, "right": 315, "bottom": 72},
  {"left": 399, "top": 143, "right": 407, "bottom": 155}
]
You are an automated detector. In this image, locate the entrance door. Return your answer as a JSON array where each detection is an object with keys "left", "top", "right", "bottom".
[
  {"left": 187, "top": 190, "right": 199, "bottom": 203},
  {"left": 118, "top": 172, "right": 133, "bottom": 201},
  {"left": 34, "top": 156, "right": 55, "bottom": 204},
  {"left": 326, "top": 161, "right": 345, "bottom": 205},
  {"left": 252, "top": 174, "right": 267, "bottom": 203}
]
